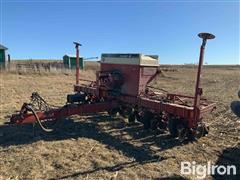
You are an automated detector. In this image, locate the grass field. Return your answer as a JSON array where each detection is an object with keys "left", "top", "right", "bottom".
[{"left": 0, "top": 66, "right": 239, "bottom": 179}]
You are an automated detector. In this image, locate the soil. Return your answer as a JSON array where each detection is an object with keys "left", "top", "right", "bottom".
[{"left": 0, "top": 66, "right": 239, "bottom": 180}]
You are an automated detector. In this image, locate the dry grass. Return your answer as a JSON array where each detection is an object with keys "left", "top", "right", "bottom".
[{"left": 0, "top": 66, "right": 239, "bottom": 180}]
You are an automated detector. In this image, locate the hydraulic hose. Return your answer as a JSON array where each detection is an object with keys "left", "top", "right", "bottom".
[{"left": 27, "top": 105, "right": 54, "bottom": 133}]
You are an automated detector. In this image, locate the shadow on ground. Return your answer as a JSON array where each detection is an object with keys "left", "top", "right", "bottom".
[
  {"left": 231, "top": 101, "right": 240, "bottom": 117},
  {"left": 212, "top": 146, "right": 240, "bottom": 180},
  {"left": 154, "top": 176, "right": 187, "bottom": 180},
  {"left": 0, "top": 113, "right": 187, "bottom": 178}
]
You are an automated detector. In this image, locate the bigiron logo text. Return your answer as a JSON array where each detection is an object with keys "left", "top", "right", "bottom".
[{"left": 180, "top": 161, "right": 237, "bottom": 179}]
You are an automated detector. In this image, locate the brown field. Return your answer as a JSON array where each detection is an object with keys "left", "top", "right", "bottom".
[{"left": 0, "top": 65, "right": 239, "bottom": 179}]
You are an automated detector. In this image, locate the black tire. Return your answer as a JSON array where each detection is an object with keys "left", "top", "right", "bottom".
[
  {"left": 141, "top": 111, "right": 153, "bottom": 130},
  {"left": 177, "top": 124, "right": 188, "bottom": 142},
  {"left": 158, "top": 119, "right": 167, "bottom": 130},
  {"left": 168, "top": 118, "right": 179, "bottom": 137}
]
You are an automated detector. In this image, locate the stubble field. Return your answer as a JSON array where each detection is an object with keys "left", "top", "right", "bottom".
[{"left": 0, "top": 65, "right": 239, "bottom": 180}]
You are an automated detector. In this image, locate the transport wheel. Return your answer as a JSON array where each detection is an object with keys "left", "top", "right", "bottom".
[
  {"left": 150, "top": 114, "right": 167, "bottom": 131},
  {"left": 168, "top": 118, "right": 189, "bottom": 140},
  {"left": 141, "top": 111, "right": 154, "bottom": 130},
  {"left": 177, "top": 124, "right": 189, "bottom": 142},
  {"left": 168, "top": 118, "right": 179, "bottom": 137}
]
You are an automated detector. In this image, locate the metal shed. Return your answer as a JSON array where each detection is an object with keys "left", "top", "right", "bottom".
[
  {"left": 63, "top": 54, "right": 84, "bottom": 69},
  {"left": 0, "top": 44, "right": 8, "bottom": 69}
]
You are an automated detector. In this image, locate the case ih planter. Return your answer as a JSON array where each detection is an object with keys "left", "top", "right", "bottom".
[{"left": 9, "top": 33, "right": 216, "bottom": 141}]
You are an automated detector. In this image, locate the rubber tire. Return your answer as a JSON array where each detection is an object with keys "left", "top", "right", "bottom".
[
  {"left": 142, "top": 111, "right": 153, "bottom": 130},
  {"left": 168, "top": 118, "right": 179, "bottom": 137}
]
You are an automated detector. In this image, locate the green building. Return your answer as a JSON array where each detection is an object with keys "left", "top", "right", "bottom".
[
  {"left": 0, "top": 44, "right": 8, "bottom": 69},
  {"left": 63, "top": 54, "right": 84, "bottom": 69}
]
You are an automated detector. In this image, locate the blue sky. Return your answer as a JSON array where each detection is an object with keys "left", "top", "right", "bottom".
[{"left": 0, "top": 1, "right": 239, "bottom": 64}]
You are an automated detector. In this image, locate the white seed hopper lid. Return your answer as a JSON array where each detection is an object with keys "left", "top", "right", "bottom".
[{"left": 101, "top": 53, "right": 159, "bottom": 66}]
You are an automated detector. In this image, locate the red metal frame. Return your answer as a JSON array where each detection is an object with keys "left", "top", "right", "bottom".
[
  {"left": 10, "top": 33, "right": 216, "bottom": 133},
  {"left": 11, "top": 101, "right": 118, "bottom": 124},
  {"left": 74, "top": 42, "right": 81, "bottom": 85}
]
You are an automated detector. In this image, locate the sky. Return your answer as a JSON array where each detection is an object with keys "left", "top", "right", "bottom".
[{"left": 0, "top": 0, "right": 239, "bottom": 64}]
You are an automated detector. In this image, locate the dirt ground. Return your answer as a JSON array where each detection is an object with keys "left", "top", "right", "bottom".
[{"left": 0, "top": 66, "right": 239, "bottom": 180}]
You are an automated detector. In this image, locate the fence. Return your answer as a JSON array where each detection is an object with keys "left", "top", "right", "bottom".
[{"left": 0, "top": 60, "right": 100, "bottom": 74}]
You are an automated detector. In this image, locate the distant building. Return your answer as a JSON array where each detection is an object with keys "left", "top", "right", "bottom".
[
  {"left": 0, "top": 44, "right": 8, "bottom": 69},
  {"left": 63, "top": 54, "right": 84, "bottom": 69}
]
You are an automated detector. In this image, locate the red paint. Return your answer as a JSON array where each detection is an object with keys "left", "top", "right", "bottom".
[
  {"left": 11, "top": 101, "right": 118, "bottom": 124},
  {"left": 101, "top": 63, "right": 158, "bottom": 96},
  {"left": 74, "top": 42, "right": 81, "bottom": 85}
]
